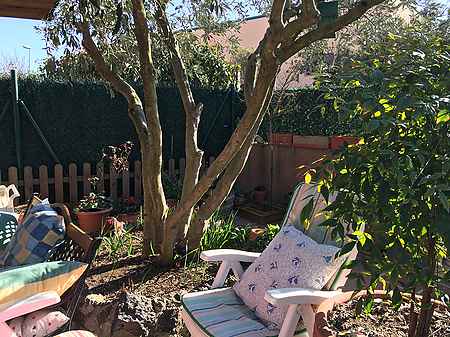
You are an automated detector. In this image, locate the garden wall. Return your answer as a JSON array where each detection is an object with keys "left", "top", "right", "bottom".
[{"left": 237, "top": 141, "right": 332, "bottom": 203}]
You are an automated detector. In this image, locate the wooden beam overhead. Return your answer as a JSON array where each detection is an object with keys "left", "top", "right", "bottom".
[{"left": 0, "top": 0, "right": 56, "bottom": 20}]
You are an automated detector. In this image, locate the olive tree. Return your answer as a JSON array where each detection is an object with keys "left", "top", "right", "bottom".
[
  {"left": 45, "top": 0, "right": 387, "bottom": 265},
  {"left": 310, "top": 19, "right": 449, "bottom": 337}
]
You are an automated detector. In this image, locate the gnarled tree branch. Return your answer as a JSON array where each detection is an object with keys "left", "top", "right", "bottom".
[
  {"left": 154, "top": 0, "right": 204, "bottom": 240},
  {"left": 279, "top": 0, "right": 385, "bottom": 62},
  {"left": 76, "top": 22, "right": 147, "bottom": 138}
]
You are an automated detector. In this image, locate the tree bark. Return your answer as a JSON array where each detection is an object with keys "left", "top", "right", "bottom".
[
  {"left": 187, "top": 80, "right": 276, "bottom": 248},
  {"left": 408, "top": 288, "right": 418, "bottom": 337},
  {"left": 131, "top": 0, "right": 167, "bottom": 255},
  {"left": 414, "top": 234, "right": 436, "bottom": 337},
  {"left": 154, "top": 1, "right": 204, "bottom": 243}
]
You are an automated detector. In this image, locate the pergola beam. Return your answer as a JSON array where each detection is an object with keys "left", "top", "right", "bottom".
[{"left": 0, "top": 0, "right": 55, "bottom": 20}]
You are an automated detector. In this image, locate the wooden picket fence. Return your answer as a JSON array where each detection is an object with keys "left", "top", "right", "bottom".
[{"left": 0, "top": 157, "right": 215, "bottom": 204}]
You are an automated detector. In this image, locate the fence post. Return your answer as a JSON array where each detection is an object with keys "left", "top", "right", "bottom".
[
  {"left": 110, "top": 167, "right": 118, "bottom": 201},
  {"left": 83, "top": 163, "right": 91, "bottom": 196},
  {"left": 169, "top": 158, "right": 175, "bottom": 179},
  {"left": 39, "top": 165, "right": 49, "bottom": 199},
  {"left": 96, "top": 162, "right": 104, "bottom": 193},
  {"left": 8, "top": 166, "right": 18, "bottom": 193},
  {"left": 179, "top": 158, "right": 185, "bottom": 181},
  {"left": 122, "top": 168, "right": 130, "bottom": 199},
  {"left": 23, "top": 166, "right": 34, "bottom": 201},
  {"left": 69, "top": 163, "right": 78, "bottom": 204},
  {"left": 54, "top": 164, "right": 64, "bottom": 203},
  {"left": 11, "top": 70, "right": 22, "bottom": 173}
]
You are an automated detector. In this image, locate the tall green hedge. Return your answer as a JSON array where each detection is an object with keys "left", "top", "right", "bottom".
[
  {"left": 0, "top": 78, "right": 243, "bottom": 170},
  {"left": 259, "top": 88, "right": 352, "bottom": 137},
  {"left": 0, "top": 79, "right": 347, "bottom": 172}
]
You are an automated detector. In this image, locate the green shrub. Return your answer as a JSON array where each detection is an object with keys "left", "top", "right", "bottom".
[
  {"left": 200, "top": 212, "right": 281, "bottom": 253},
  {"left": 313, "top": 23, "right": 449, "bottom": 337},
  {"left": 200, "top": 212, "right": 248, "bottom": 251}
]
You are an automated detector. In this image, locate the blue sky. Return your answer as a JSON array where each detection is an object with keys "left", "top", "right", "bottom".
[{"left": 0, "top": 17, "right": 47, "bottom": 72}]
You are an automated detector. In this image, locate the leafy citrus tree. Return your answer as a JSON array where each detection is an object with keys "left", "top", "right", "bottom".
[
  {"left": 311, "top": 21, "right": 449, "bottom": 337},
  {"left": 44, "top": 0, "right": 387, "bottom": 265}
]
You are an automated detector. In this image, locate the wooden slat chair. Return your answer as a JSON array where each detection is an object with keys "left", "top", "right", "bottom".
[
  {"left": 0, "top": 212, "right": 18, "bottom": 250},
  {"left": 181, "top": 183, "right": 360, "bottom": 337},
  {"left": 3, "top": 196, "right": 101, "bottom": 325}
]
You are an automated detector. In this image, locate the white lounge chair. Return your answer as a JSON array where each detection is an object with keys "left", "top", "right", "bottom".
[
  {"left": 0, "top": 185, "right": 20, "bottom": 213},
  {"left": 181, "top": 183, "right": 359, "bottom": 337}
]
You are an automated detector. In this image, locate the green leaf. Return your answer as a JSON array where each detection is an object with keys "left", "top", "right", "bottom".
[
  {"left": 300, "top": 198, "right": 314, "bottom": 229},
  {"left": 338, "top": 242, "right": 356, "bottom": 257},
  {"left": 439, "top": 191, "right": 449, "bottom": 212},
  {"left": 392, "top": 288, "right": 402, "bottom": 309}
]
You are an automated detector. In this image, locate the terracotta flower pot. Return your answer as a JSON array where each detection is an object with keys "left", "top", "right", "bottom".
[
  {"left": 77, "top": 207, "right": 113, "bottom": 234},
  {"left": 253, "top": 189, "right": 267, "bottom": 204},
  {"left": 249, "top": 228, "right": 266, "bottom": 241},
  {"left": 117, "top": 212, "right": 140, "bottom": 224},
  {"left": 270, "top": 133, "right": 293, "bottom": 145},
  {"left": 330, "top": 136, "right": 359, "bottom": 150}
]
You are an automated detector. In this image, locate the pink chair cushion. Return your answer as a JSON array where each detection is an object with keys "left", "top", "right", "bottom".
[
  {"left": 54, "top": 331, "right": 97, "bottom": 337},
  {"left": 7, "top": 316, "right": 24, "bottom": 337},
  {"left": 10, "top": 309, "right": 70, "bottom": 337},
  {"left": 233, "top": 225, "right": 345, "bottom": 330}
]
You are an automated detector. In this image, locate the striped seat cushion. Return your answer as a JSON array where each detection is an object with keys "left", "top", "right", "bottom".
[{"left": 182, "top": 287, "right": 279, "bottom": 337}]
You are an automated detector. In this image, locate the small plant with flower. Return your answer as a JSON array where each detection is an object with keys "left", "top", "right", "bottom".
[{"left": 78, "top": 177, "right": 112, "bottom": 211}]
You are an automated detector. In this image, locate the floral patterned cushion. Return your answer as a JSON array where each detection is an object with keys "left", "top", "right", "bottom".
[
  {"left": 7, "top": 309, "right": 69, "bottom": 337},
  {"left": 233, "top": 224, "right": 345, "bottom": 330},
  {"left": 22, "top": 309, "right": 69, "bottom": 337},
  {"left": 7, "top": 315, "right": 24, "bottom": 337},
  {"left": 54, "top": 331, "right": 96, "bottom": 337}
]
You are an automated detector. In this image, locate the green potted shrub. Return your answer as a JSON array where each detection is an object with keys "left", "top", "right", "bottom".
[
  {"left": 116, "top": 196, "right": 141, "bottom": 224},
  {"left": 253, "top": 185, "right": 267, "bottom": 204},
  {"left": 76, "top": 177, "right": 113, "bottom": 234}
]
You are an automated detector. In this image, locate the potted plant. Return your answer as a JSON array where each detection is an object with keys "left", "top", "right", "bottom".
[
  {"left": 162, "top": 172, "right": 181, "bottom": 208},
  {"left": 76, "top": 177, "right": 113, "bottom": 234},
  {"left": 253, "top": 185, "right": 267, "bottom": 204},
  {"left": 116, "top": 196, "right": 141, "bottom": 224}
]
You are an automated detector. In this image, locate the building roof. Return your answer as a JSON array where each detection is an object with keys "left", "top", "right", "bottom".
[{"left": 0, "top": 0, "right": 56, "bottom": 20}]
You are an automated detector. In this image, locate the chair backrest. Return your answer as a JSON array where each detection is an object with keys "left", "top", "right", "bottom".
[
  {"left": 20, "top": 197, "right": 99, "bottom": 264},
  {"left": 47, "top": 204, "right": 99, "bottom": 264},
  {"left": 0, "top": 212, "right": 18, "bottom": 250},
  {"left": 281, "top": 182, "right": 359, "bottom": 291},
  {"left": 0, "top": 185, "right": 20, "bottom": 212}
]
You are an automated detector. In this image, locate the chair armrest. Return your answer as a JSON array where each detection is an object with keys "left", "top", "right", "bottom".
[
  {"left": 200, "top": 249, "right": 260, "bottom": 263},
  {"left": 0, "top": 291, "right": 60, "bottom": 322},
  {"left": 265, "top": 288, "right": 342, "bottom": 306}
]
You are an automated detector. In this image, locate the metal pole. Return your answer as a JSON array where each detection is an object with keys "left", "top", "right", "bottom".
[
  {"left": 22, "top": 45, "right": 31, "bottom": 74},
  {"left": 19, "top": 100, "right": 60, "bottom": 164},
  {"left": 11, "top": 69, "right": 22, "bottom": 173}
]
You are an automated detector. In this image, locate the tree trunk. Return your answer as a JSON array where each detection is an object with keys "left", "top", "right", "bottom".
[
  {"left": 415, "top": 235, "right": 437, "bottom": 337},
  {"left": 187, "top": 80, "right": 276, "bottom": 249},
  {"left": 415, "top": 286, "right": 434, "bottom": 337},
  {"left": 131, "top": 0, "right": 167, "bottom": 256},
  {"left": 141, "top": 142, "right": 167, "bottom": 255},
  {"left": 408, "top": 288, "right": 418, "bottom": 337},
  {"left": 154, "top": 2, "right": 204, "bottom": 243}
]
